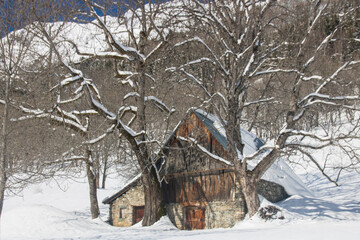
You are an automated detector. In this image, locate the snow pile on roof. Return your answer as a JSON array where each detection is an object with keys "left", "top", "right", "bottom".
[
  {"left": 262, "top": 159, "right": 313, "bottom": 197},
  {"left": 194, "top": 109, "right": 312, "bottom": 197},
  {"left": 103, "top": 173, "right": 141, "bottom": 204},
  {"left": 194, "top": 109, "right": 264, "bottom": 155}
]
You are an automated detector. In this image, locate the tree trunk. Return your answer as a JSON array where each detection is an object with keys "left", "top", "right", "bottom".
[
  {"left": 0, "top": 76, "right": 10, "bottom": 220},
  {"left": 94, "top": 152, "right": 100, "bottom": 189},
  {"left": 240, "top": 148, "right": 281, "bottom": 217},
  {"left": 238, "top": 173, "right": 260, "bottom": 217},
  {"left": 101, "top": 155, "right": 107, "bottom": 189},
  {"left": 141, "top": 171, "right": 163, "bottom": 226},
  {"left": 85, "top": 148, "right": 100, "bottom": 219}
]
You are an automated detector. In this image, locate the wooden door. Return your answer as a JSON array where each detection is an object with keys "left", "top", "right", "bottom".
[
  {"left": 185, "top": 207, "right": 205, "bottom": 230},
  {"left": 133, "top": 206, "right": 145, "bottom": 224}
]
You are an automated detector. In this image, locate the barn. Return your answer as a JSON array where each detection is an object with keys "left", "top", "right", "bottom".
[{"left": 103, "top": 109, "right": 310, "bottom": 229}]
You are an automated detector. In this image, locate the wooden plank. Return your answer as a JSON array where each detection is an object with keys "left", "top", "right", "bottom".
[
  {"left": 133, "top": 206, "right": 145, "bottom": 224},
  {"left": 185, "top": 207, "right": 206, "bottom": 230},
  {"left": 165, "top": 170, "right": 239, "bottom": 203},
  {"left": 219, "top": 171, "right": 224, "bottom": 199}
]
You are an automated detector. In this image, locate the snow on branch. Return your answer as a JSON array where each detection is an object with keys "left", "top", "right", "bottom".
[
  {"left": 303, "top": 31, "right": 337, "bottom": 68},
  {"left": 145, "top": 73, "right": 156, "bottom": 83},
  {"left": 122, "top": 94, "right": 174, "bottom": 114},
  {"left": 285, "top": 142, "right": 333, "bottom": 150},
  {"left": 300, "top": 93, "right": 359, "bottom": 106},
  {"left": 241, "top": 53, "right": 255, "bottom": 77},
  {"left": 57, "top": 92, "right": 84, "bottom": 105},
  {"left": 297, "top": 4, "right": 327, "bottom": 57},
  {"left": 0, "top": 99, "right": 5, "bottom": 105},
  {"left": 61, "top": 155, "right": 86, "bottom": 161},
  {"left": 253, "top": 68, "right": 301, "bottom": 77},
  {"left": 280, "top": 129, "right": 332, "bottom": 142},
  {"left": 244, "top": 97, "right": 274, "bottom": 107},
  {"left": 145, "top": 96, "right": 175, "bottom": 114},
  {"left": 71, "top": 110, "right": 98, "bottom": 115},
  {"left": 137, "top": 139, "right": 162, "bottom": 147},
  {"left": 208, "top": 8, "right": 233, "bottom": 40},
  {"left": 89, "top": 98, "right": 117, "bottom": 120},
  {"left": 169, "top": 67, "right": 211, "bottom": 98},
  {"left": 241, "top": 142, "right": 276, "bottom": 163},
  {"left": 84, "top": 0, "right": 145, "bottom": 61},
  {"left": 301, "top": 75, "right": 323, "bottom": 81},
  {"left": 289, "top": 145, "right": 339, "bottom": 186},
  {"left": 80, "top": 51, "right": 132, "bottom": 61},
  {"left": 50, "top": 75, "right": 82, "bottom": 92},
  {"left": 84, "top": 124, "right": 116, "bottom": 145},
  {"left": 203, "top": 92, "right": 227, "bottom": 106},
  {"left": 121, "top": 78, "right": 135, "bottom": 88},
  {"left": 118, "top": 118, "right": 145, "bottom": 139},
  {"left": 315, "top": 62, "right": 350, "bottom": 94},
  {"left": 145, "top": 41, "right": 165, "bottom": 62},
  {"left": 177, "top": 136, "right": 233, "bottom": 166},
  {"left": 116, "top": 70, "right": 135, "bottom": 79},
  {"left": 82, "top": 82, "right": 143, "bottom": 141},
  {"left": 118, "top": 105, "right": 138, "bottom": 116},
  {"left": 56, "top": 106, "right": 82, "bottom": 125},
  {"left": 124, "top": 92, "right": 140, "bottom": 100},
  {"left": 304, "top": 100, "right": 360, "bottom": 111},
  {"left": 15, "top": 106, "right": 88, "bottom": 133},
  {"left": 174, "top": 37, "right": 229, "bottom": 76},
  {"left": 62, "top": 39, "right": 132, "bottom": 61},
  {"left": 174, "top": 57, "right": 216, "bottom": 69}
]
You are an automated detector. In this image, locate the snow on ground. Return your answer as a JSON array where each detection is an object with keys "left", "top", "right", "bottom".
[
  {"left": 1, "top": 151, "right": 360, "bottom": 240},
  {"left": 2, "top": 168, "right": 360, "bottom": 240}
]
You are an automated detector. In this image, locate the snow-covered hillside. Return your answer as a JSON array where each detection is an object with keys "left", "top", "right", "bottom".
[{"left": 1, "top": 150, "right": 360, "bottom": 240}]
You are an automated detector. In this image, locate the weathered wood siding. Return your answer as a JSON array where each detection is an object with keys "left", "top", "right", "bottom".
[
  {"left": 161, "top": 112, "right": 237, "bottom": 205},
  {"left": 162, "top": 113, "right": 229, "bottom": 175},
  {"left": 163, "top": 169, "right": 236, "bottom": 204},
  {"left": 176, "top": 113, "right": 228, "bottom": 159}
]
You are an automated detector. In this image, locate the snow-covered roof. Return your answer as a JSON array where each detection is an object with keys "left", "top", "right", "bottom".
[
  {"left": 194, "top": 109, "right": 264, "bottom": 153},
  {"left": 102, "top": 174, "right": 141, "bottom": 204},
  {"left": 193, "top": 109, "right": 312, "bottom": 197}
]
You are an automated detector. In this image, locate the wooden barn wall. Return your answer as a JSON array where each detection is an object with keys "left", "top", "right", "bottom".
[
  {"left": 163, "top": 169, "right": 237, "bottom": 204},
  {"left": 162, "top": 113, "right": 229, "bottom": 175},
  {"left": 177, "top": 113, "right": 228, "bottom": 159}
]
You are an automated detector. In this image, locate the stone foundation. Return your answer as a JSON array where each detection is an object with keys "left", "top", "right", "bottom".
[
  {"left": 108, "top": 179, "right": 289, "bottom": 229},
  {"left": 166, "top": 199, "right": 246, "bottom": 229}
]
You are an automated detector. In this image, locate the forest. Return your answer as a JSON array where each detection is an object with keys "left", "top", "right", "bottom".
[{"left": 0, "top": 0, "right": 360, "bottom": 228}]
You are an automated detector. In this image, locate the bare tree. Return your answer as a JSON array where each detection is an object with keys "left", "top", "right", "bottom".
[
  {"left": 0, "top": 0, "right": 40, "bottom": 220},
  {"left": 172, "top": 0, "right": 360, "bottom": 217},
  {"left": 78, "top": 0, "right": 179, "bottom": 225},
  {"left": 0, "top": 0, "right": 114, "bottom": 220},
  {"left": 14, "top": 0, "right": 178, "bottom": 225}
]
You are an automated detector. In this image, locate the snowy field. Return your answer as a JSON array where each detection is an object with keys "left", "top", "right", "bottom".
[{"left": 1, "top": 158, "right": 360, "bottom": 240}]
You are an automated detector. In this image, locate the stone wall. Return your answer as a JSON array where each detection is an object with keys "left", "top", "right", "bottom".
[
  {"left": 110, "top": 183, "right": 144, "bottom": 227},
  {"left": 108, "top": 178, "right": 289, "bottom": 229},
  {"left": 166, "top": 199, "right": 246, "bottom": 229}
]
